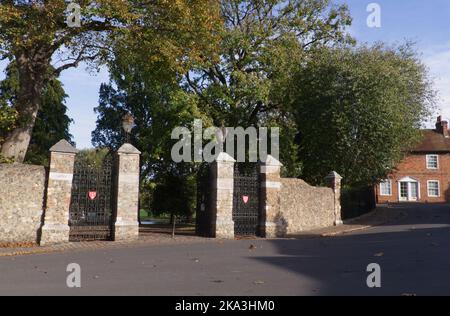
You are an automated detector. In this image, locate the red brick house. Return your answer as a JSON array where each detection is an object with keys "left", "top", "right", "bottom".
[{"left": 376, "top": 116, "right": 450, "bottom": 203}]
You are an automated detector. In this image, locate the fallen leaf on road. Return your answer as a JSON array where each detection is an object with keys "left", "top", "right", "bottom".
[
  {"left": 212, "top": 280, "right": 224, "bottom": 283},
  {"left": 374, "top": 252, "right": 384, "bottom": 257},
  {"left": 249, "top": 245, "right": 257, "bottom": 250}
]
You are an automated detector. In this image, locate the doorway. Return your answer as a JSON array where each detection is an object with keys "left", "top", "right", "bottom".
[{"left": 399, "top": 178, "right": 419, "bottom": 202}]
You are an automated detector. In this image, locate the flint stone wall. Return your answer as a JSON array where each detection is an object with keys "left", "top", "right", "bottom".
[
  {"left": 0, "top": 164, "right": 46, "bottom": 244},
  {"left": 280, "top": 178, "right": 335, "bottom": 234}
]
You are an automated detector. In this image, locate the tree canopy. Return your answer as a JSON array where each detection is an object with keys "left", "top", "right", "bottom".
[
  {"left": 92, "top": 0, "right": 354, "bottom": 217},
  {"left": 1, "top": 1, "right": 438, "bottom": 218},
  {"left": 289, "top": 44, "right": 436, "bottom": 187},
  {"left": 0, "top": 0, "right": 221, "bottom": 161},
  {"left": 184, "top": 0, "right": 352, "bottom": 174},
  {"left": 186, "top": 0, "right": 352, "bottom": 127},
  {"left": 91, "top": 45, "right": 205, "bottom": 219}
]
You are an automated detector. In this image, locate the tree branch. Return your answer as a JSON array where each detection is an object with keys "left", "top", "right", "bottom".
[{"left": 53, "top": 48, "right": 101, "bottom": 76}]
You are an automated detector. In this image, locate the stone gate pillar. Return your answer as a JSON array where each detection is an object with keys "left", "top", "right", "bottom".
[
  {"left": 325, "top": 171, "right": 344, "bottom": 226},
  {"left": 114, "top": 143, "right": 141, "bottom": 241},
  {"left": 40, "top": 140, "right": 78, "bottom": 246},
  {"left": 261, "top": 155, "right": 283, "bottom": 238},
  {"left": 211, "top": 152, "right": 236, "bottom": 239}
]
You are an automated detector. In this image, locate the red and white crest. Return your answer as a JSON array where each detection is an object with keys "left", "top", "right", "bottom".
[
  {"left": 242, "top": 196, "right": 249, "bottom": 204},
  {"left": 88, "top": 191, "right": 97, "bottom": 200}
]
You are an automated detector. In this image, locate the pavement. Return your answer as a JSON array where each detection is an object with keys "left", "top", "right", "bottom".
[
  {"left": 0, "top": 232, "right": 210, "bottom": 258},
  {"left": 292, "top": 205, "right": 408, "bottom": 237},
  {"left": 0, "top": 207, "right": 394, "bottom": 258},
  {"left": 0, "top": 203, "right": 449, "bottom": 295}
]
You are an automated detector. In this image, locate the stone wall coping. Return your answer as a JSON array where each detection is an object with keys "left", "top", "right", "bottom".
[
  {"left": 263, "top": 155, "right": 283, "bottom": 167},
  {"left": 49, "top": 139, "right": 78, "bottom": 154},
  {"left": 215, "top": 152, "right": 236, "bottom": 163},
  {"left": 325, "top": 171, "right": 343, "bottom": 180},
  {"left": 117, "top": 143, "right": 141, "bottom": 155},
  {"left": 282, "top": 177, "right": 331, "bottom": 189}
]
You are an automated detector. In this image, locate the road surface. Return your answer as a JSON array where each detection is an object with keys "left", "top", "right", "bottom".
[{"left": 1, "top": 204, "right": 449, "bottom": 296}]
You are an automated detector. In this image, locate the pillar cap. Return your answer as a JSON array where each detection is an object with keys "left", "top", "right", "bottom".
[
  {"left": 325, "top": 171, "right": 343, "bottom": 180},
  {"left": 50, "top": 140, "right": 78, "bottom": 154},
  {"left": 117, "top": 143, "right": 141, "bottom": 155},
  {"left": 263, "top": 155, "right": 283, "bottom": 167},
  {"left": 215, "top": 152, "right": 236, "bottom": 163}
]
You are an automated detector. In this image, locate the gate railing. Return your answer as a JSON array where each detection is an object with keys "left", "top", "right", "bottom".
[
  {"left": 194, "top": 153, "right": 284, "bottom": 239},
  {"left": 68, "top": 153, "right": 115, "bottom": 241},
  {"left": 232, "top": 163, "right": 261, "bottom": 237},
  {"left": 196, "top": 163, "right": 213, "bottom": 237},
  {"left": 40, "top": 140, "right": 141, "bottom": 245}
]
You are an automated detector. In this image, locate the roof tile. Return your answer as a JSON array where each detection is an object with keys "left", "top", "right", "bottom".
[{"left": 412, "top": 130, "right": 450, "bottom": 153}]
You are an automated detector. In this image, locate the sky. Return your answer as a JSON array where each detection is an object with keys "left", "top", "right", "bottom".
[{"left": 2, "top": 0, "right": 450, "bottom": 149}]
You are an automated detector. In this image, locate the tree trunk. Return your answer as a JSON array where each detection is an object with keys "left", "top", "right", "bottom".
[
  {"left": 0, "top": 118, "right": 38, "bottom": 162},
  {"left": 1, "top": 53, "right": 46, "bottom": 163}
]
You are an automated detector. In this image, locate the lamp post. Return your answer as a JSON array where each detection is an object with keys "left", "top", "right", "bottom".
[{"left": 122, "top": 113, "right": 134, "bottom": 143}]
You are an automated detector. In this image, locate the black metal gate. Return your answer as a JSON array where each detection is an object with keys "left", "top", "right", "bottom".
[
  {"left": 69, "top": 153, "right": 116, "bottom": 241},
  {"left": 196, "top": 163, "right": 213, "bottom": 237},
  {"left": 233, "top": 163, "right": 261, "bottom": 237}
]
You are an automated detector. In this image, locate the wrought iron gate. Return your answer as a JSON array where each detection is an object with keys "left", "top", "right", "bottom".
[
  {"left": 196, "top": 163, "right": 213, "bottom": 237},
  {"left": 233, "top": 163, "right": 261, "bottom": 237},
  {"left": 69, "top": 153, "right": 116, "bottom": 241}
]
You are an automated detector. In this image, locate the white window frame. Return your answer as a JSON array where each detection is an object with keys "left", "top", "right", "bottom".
[
  {"left": 379, "top": 180, "right": 392, "bottom": 196},
  {"left": 427, "top": 180, "right": 440, "bottom": 198},
  {"left": 426, "top": 155, "right": 439, "bottom": 170}
]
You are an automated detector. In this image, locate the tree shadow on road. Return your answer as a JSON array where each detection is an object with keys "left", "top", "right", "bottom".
[{"left": 249, "top": 208, "right": 450, "bottom": 296}]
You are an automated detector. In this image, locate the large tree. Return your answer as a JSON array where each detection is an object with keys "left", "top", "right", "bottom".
[
  {"left": 184, "top": 0, "right": 351, "bottom": 174},
  {"left": 92, "top": 48, "right": 206, "bottom": 218},
  {"left": 185, "top": 0, "right": 352, "bottom": 126},
  {"left": 0, "top": 0, "right": 220, "bottom": 162},
  {"left": 92, "top": 49, "right": 207, "bottom": 180},
  {"left": 25, "top": 74, "right": 73, "bottom": 165},
  {"left": 0, "top": 62, "right": 73, "bottom": 165},
  {"left": 289, "top": 44, "right": 436, "bottom": 187}
]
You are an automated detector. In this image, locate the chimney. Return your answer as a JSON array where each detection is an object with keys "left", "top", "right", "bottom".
[{"left": 436, "top": 116, "right": 449, "bottom": 138}]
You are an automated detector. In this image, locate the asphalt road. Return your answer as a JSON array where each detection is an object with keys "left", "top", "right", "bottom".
[{"left": 1, "top": 204, "right": 450, "bottom": 296}]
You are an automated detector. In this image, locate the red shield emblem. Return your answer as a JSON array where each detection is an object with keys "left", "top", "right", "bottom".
[
  {"left": 88, "top": 191, "right": 97, "bottom": 200},
  {"left": 243, "top": 196, "right": 249, "bottom": 204}
]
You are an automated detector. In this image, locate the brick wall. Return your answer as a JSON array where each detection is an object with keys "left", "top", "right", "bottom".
[
  {"left": 0, "top": 164, "right": 46, "bottom": 244},
  {"left": 376, "top": 154, "right": 450, "bottom": 203},
  {"left": 280, "top": 178, "right": 335, "bottom": 234}
]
